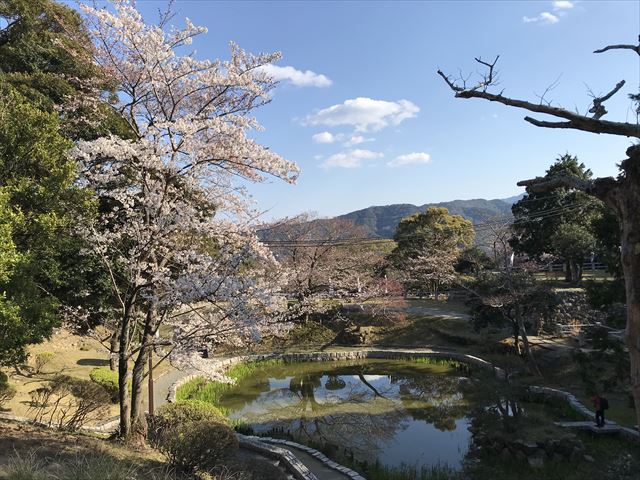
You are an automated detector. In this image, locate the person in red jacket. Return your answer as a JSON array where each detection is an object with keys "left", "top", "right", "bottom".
[{"left": 591, "top": 394, "right": 606, "bottom": 427}]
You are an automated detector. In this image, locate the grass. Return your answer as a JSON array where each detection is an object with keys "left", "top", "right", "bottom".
[
  {"left": 360, "top": 461, "right": 460, "bottom": 480},
  {"left": 175, "top": 359, "right": 285, "bottom": 408}
]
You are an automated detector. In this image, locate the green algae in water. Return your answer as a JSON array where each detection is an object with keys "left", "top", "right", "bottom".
[{"left": 216, "top": 359, "right": 473, "bottom": 475}]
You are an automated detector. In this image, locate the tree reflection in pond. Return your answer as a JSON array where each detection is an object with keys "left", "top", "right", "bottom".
[{"left": 218, "top": 359, "right": 473, "bottom": 470}]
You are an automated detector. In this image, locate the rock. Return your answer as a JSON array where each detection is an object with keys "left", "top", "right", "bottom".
[
  {"left": 514, "top": 439, "right": 539, "bottom": 455},
  {"left": 584, "top": 455, "right": 595, "bottom": 463},
  {"left": 527, "top": 454, "right": 545, "bottom": 469}
]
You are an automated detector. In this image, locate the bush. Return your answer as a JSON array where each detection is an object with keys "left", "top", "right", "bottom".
[
  {"left": 157, "top": 419, "right": 238, "bottom": 471},
  {"left": 0, "top": 370, "right": 8, "bottom": 384},
  {"left": 89, "top": 367, "right": 127, "bottom": 403},
  {"left": 29, "top": 375, "right": 110, "bottom": 431},
  {"left": 33, "top": 352, "right": 55, "bottom": 375},
  {"left": 151, "top": 400, "right": 228, "bottom": 442},
  {"left": 0, "top": 382, "right": 17, "bottom": 408}
]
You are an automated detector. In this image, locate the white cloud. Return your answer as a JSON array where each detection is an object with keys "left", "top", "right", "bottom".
[
  {"left": 523, "top": 12, "right": 559, "bottom": 24},
  {"left": 321, "top": 149, "right": 383, "bottom": 169},
  {"left": 387, "top": 152, "right": 431, "bottom": 168},
  {"left": 259, "top": 64, "right": 332, "bottom": 87},
  {"left": 343, "top": 135, "right": 374, "bottom": 147},
  {"left": 312, "top": 131, "right": 336, "bottom": 144},
  {"left": 552, "top": 1, "right": 573, "bottom": 9},
  {"left": 305, "top": 97, "right": 419, "bottom": 132}
]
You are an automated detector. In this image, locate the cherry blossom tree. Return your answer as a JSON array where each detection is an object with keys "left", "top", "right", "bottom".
[{"left": 74, "top": 0, "right": 298, "bottom": 438}]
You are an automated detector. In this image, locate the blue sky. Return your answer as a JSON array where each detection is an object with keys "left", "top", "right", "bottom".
[{"left": 116, "top": 1, "right": 639, "bottom": 218}]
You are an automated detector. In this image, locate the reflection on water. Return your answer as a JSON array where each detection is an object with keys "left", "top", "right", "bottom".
[{"left": 218, "top": 359, "right": 472, "bottom": 470}]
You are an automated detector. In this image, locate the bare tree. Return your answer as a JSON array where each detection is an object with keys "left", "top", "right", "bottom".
[
  {"left": 264, "top": 214, "right": 387, "bottom": 322},
  {"left": 438, "top": 37, "right": 640, "bottom": 426}
]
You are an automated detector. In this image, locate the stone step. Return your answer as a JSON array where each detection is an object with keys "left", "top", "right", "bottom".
[{"left": 554, "top": 421, "right": 621, "bottom": 434}]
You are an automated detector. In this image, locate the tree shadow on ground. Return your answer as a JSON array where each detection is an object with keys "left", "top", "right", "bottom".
[{"left": 76, "top": 359, "right": 110, "bottom": 366}]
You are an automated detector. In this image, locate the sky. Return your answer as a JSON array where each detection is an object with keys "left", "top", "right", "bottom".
[{"left": 93, "top": 0, "right": 640, "bottom": 219}]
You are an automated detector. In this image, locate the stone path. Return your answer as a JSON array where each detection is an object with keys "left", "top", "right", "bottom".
[
  {"left": 276, "top": 445, "right": 351, "bottom": 480},
  {"left": 555, "top": 421, "right": 622, "bottom": 434}
]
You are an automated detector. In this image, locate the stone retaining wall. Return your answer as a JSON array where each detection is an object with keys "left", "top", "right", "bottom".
[{"left": 237, "top": 434, "right": 319, "bottom": 480}]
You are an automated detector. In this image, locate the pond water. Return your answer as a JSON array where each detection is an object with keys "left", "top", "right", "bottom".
[{"left": 218, "top": 359, "right": 474, "bottom": 471}]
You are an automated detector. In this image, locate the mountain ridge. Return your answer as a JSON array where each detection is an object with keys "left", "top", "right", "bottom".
[{"left": 336, "top": 197, "right": 516, "bottom": 239}]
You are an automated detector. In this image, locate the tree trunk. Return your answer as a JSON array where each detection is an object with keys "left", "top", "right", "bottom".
[
  {"left": 618, "top": 159, "right": 640, "bottom": 430},
  {"left": 513, "top": 322, "right": 521, "bottom": 355},
  {"left": 564, "top": 261, "right": 571, "bottom": 282},
  {"left": 129, "top": 343, "right": 149, "bottom": 438},
  {"left": 130, "top": 310, "right": 154, "bottom": 439},
  {"left": 109, "top": 330, "right": 118, "bottom": 371},
  {"left": 516, "top": 307, "right": 540, "bottom": 374},
  {"left": 118, "top": 315, "right": 131, "bottom": 437}
]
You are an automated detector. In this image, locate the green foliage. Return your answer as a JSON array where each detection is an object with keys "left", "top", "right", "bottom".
[
  {"left": 0, "top": 0, "right": 130, "bottom": 367},
  {"left": 391, "top": 207, "right": 475, "bottom": 265},
  {"left": 153, "top": 400, "right": 228, "bottom": 440},
  {"left": 89, "top": 367, "right": 129, "bottom": 403},
  {"left": 176, "top": 360, "right": 286, "bottom": 407},
  {"left": 455, "top": 246, "right": 493, "bottom": 275},
  {"left": 157, "top": 419, "right": 238, "bottom": 472},
  {"left": 550, "top": 223, "right": 597, "bottom": 282},
  {"left": 584, "top": 279, "right": 626, "bottom": 309},
  {"left": 512, "top": 154, "right": 620, "bottom": 279},
  {"left": 362, "top": 461, "right": 460, "bottom": 480},
  {"left": 0, "top": 0, "right": 132, "bottom": 140},
  {"left": 0, "top": 369, "right": 8, "bottom": 383},
  {"left": 0, "top": 83, "right": 83, "bottom": 367}
]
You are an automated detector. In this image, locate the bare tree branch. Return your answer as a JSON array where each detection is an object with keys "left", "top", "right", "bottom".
[
  {"left": 517, "top": 175, "right": 620, "bottom": 209},
  {"left": 439, "top": 49, "right": 638, "bottom": 138},
  {"left": 438, "top": 83, "right": 639, "bottom": 137},
  {"left": 594, "top": 35, "right": 640, "bottom": 55},
  {"left": 589, "top": 80, "right": 626, "bottom": 119}
]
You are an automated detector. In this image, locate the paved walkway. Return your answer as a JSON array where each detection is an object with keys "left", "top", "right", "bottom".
[
  {"left": 555, "top": 421, "right": 622, "bottom": 434},
  {"left": 277, "top": 445, "right": 352, "bottom": 480}
]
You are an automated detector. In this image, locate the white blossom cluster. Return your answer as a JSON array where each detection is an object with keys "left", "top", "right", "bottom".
[{"left": 72, "top": 0, "right": 300, "bottom": 360}]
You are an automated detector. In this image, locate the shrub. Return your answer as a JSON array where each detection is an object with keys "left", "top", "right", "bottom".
[
  {"left": 151, "top": 400, "right": 227, "bottom": 443},
  {"left": 157, "top": 419, "right": 238, "bottom": 471},
  {"left": 0, "top": 381, "right": 17, "bottom": 409},
  {"left": 89, "top": 367, "right": 127, "bottom": 403},
  {"left": 33, "top": 352, "right": 55, "bottom": 375},
  {"left": 0, "top": 369, "right": 8, "bottom": 383},
  {"left": 28, "top": 375, "right": 110, "bottom": 431}
]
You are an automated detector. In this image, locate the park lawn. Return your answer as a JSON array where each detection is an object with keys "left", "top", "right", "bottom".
[{"left": 2, "top": 328, "right": 173, "bottom": 423}]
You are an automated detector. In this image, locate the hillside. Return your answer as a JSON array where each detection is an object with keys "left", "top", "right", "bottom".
[{"left": 337, "top": 198, "right": 514, "bottom": 239}]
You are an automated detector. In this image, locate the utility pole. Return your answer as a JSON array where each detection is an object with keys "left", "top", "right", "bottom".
[{"left": 148, "top": 348, "right": 154, "bottom": 415}]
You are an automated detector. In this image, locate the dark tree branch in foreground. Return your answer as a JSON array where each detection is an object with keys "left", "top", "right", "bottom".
[
  {"left": 437, "top": 37, "right": 640, "bottom": 138},
  {"left": 593, "top": 35, "right": 640, "bottom": 55}
]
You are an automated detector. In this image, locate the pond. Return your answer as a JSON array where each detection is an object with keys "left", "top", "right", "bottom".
[{"left": 217, "top": 359, "right": 475, "bottom": 473}]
